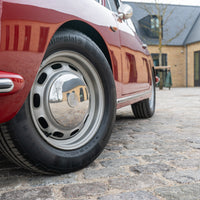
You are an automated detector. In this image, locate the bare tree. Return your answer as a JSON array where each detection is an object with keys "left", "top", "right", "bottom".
[
  {"left": 136, "top": 0, "right": 188, "bottom": 88},
  {"left": 138, "top": 0, "right": 186, "bottom": 65}
]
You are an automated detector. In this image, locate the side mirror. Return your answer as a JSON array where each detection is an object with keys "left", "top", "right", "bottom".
[{"left": 118, "top": 4, "right": 133, "bottom": 20}]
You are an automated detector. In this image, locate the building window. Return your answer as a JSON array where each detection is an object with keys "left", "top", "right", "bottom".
[
  {"left": 139, "top": 15, "right": 163, "bottom": 39},
  {"left": 150, "top": 16, "right": 160, "bottom": 38},
  {"left": 105, "top": 0, "right": 118, "bottom": 12},
  {"left": 151, "top": 53, "right": 167, "bottom": 66}
]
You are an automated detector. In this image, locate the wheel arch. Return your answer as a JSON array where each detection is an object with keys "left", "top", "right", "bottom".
[{"left": 54, "top": 20, "right": 112, "bottom": 71}]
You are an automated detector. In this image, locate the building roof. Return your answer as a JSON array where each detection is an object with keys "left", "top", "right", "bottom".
[
  {"left": 124, "top": 2, "right": 200, "bottom": 46},
  {"left": 184, "top": 13, "right": 200, "bottom": 45},
  {"left": 62, "top": 78, "right": 84, "bottom": 93}
]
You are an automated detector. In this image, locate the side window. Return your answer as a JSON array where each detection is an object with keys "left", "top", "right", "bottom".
[
  {"left": 105, "top": 0, "right": 111, "bottom": 10},
  {"left": 95, "top": 0, "right": 101, "bottom": 3},
  {"left": 105, "top": 0, "right": 118, "bottom": 12}
]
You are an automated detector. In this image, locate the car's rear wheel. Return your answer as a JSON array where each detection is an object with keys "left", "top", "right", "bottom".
[
  {"left": 0, "top": 30, "right": 116, "bottom": 174},
  {"left": 131, "top": 69, "right": 155, "bottom": 118}
]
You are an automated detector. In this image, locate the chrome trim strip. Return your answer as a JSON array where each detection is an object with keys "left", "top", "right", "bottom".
[
  {"left": 0, "top": 79, "right": 14, "bottom": 93},
  {"left": 117, "top": 90, "right": 151, "bottom": 104}
]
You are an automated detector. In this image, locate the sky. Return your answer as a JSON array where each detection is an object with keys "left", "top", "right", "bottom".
[{"left": 123, "top": 0, "right": 200, "bottom": 6}]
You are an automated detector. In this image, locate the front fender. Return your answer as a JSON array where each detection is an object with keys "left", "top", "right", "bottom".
[{"left": 0, "top": 0, "right": 119, "bottom": 123}]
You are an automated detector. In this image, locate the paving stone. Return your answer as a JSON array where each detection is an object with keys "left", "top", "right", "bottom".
[
  {"left": 155, "top": 141, "right": 188, "bottom": 153},
  {"left": 61, "top": 182, "right": 108, "bottom": 199},
  {"left": 108, "top": 175, "right": 166, "bottom": 191},
  {"left": 190, "top": 143, "right": 200, "bottom": 149},
  {"left": 142, "top": 154, "right": 186, "bottom": 163},
  {"left": 120, "top": 149, "right": 157, "bottom": 156},
  {"left": 84, "top": 161, "right": 102, "bottom": 169},
  {"left": 105, "top": 143, "right": 124, "bottom": 151},
  {"left": 98, "top": 191, "right": 159, "bottom": 200},
  {"left": 28, "top": 173, "right": 77, "bottom": 187},
  {"left": 124, "top": 141, "right": 156, "bottom": 150},
  {"left": 130, "top": 163, "right": 173, "bottom": 174},
  {"left": 187, "top": 138, "right": 200, "bottom": 144},
  {"left": 83, "top": 167, "right": 129, "bottom": 179},
  {"left": 0, "top": 171, "right": 76, "bottom": 191},
  {"left": 164, "top": 169, "right": 200, "bottom": 183},
  {"left": 0, "top": 187, "right": 53, "bottom": 200},
  {"left": 171, "top": 158, "right": 200, "bottom": 168},
  {"left": 100, "top": 157, "right": 139, "bottom": 168},
  {"left": 98, "top": 150, "right": 120, "bottom": 160},
  {"left": 155, "top": 184, "right": 200, "bottom": 200}
]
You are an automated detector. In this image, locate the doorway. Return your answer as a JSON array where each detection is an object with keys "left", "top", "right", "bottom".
[{"left": 194, "top": 51, "right": 200, "bottom": 86}]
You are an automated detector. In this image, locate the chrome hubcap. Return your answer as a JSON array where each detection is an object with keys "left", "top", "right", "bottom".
[
  {"left": 30, "top": 51, "right": 104, "bottom": 150},
  {"left": 49, "top": 73, "right": 89, "bottom": 132}
]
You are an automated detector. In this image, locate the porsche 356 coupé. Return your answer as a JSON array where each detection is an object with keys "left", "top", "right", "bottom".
[{"left": 0, "top": 0, "right": 155, "bottom": 174}]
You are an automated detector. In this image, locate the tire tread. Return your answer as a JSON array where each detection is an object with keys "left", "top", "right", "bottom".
[{"left": 0, "top": 120, "right": 55, "bottom": 174}]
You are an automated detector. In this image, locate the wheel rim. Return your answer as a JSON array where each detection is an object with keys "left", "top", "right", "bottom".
[
  {"left": 30, "top": 51, "right": 105, "bottom": 150},
  {"left": 149, "top": 76, "right": 155, "bottom": 110}
]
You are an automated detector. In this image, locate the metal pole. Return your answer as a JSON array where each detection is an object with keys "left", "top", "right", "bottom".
[{"left": 185, "top": 45, "right": 188, "bottom": 87}]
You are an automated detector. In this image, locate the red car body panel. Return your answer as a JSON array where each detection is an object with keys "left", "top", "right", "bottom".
[{"left": 0, "top": 0, "right": 153, "bottom": 123}]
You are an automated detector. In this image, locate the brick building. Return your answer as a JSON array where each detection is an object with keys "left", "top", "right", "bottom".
[{"left": 125, "top": 2, "right": 200, "bottom": 87}]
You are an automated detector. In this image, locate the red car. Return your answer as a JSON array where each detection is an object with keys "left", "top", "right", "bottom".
[{"left": 0, "top": 0, "right": 155, "bottom": 174}]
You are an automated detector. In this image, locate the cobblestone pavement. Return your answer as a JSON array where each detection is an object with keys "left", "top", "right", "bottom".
[{"left": 1, "top": 88, "right": 200, "bottom": 200}]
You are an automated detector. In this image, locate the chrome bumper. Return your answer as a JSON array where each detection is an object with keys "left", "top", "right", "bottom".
[
  {"left": 0, "top": 71, "right": 24, "bottom": 95},
  {"left": 0, "top": 79, "right": 14, "bottom": 93}
]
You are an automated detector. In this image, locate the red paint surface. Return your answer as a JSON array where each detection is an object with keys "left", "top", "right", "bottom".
[
  {"left": 13, "top": 25, "right": 19, "bottom": 50},
  {"left": 23, "top": 26, "right": 31, "bottom": 51},
  {"left": 5, "top": 25, "right": 9, "bottom": 50},
  {"left": 38, "top": 27, "right": 49, "bottom": 52},
  {"left": 0, "top": 0, "right": 153, "bottom": 123}
]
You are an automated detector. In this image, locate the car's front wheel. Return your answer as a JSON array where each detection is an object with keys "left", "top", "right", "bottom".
[{"left": 0, "top": 30, "right": 116, "bottom": 174}]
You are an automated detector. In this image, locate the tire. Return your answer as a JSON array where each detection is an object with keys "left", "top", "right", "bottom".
[
  {"left": 131, "top": 69, "right": 155, "bottom": 118},
  {"left": 0, "top": 30, "right": 116, "bottom": 174}
]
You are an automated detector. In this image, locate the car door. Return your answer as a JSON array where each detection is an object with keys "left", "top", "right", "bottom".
[{"left": 104, "top": 0, "right": 152, "bottom": 96}]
